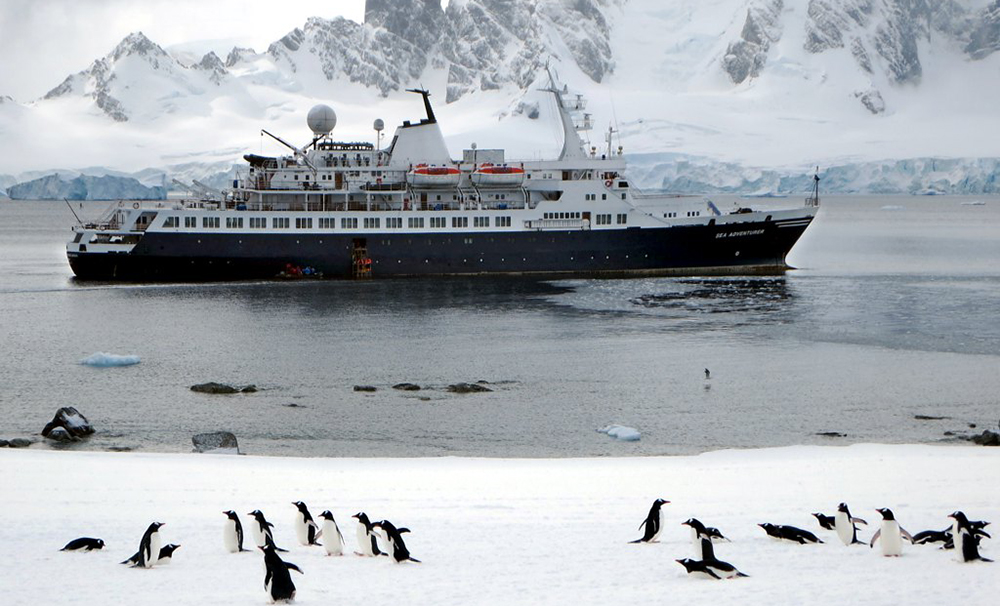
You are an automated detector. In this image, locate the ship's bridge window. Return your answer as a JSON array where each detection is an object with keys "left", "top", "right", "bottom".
[
  {"left": 202, "top": 217, "right": 220, "bottom": 228},
  {"left": 184, "top": 216, "right": 197, "bottom": 228},
  {"left": 273, "top": 217, "right": 290, "bottom": 229},
  {"left": 163, "top": 216, "right": 179, "bottom": 228},
  {"left": 226, "top": 217, "right": 244, "bottom": 229}
]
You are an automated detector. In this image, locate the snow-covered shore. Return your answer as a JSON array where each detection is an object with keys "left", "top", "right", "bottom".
[{"left": 2, "top": 445, "right": 997, "bottom": 605}]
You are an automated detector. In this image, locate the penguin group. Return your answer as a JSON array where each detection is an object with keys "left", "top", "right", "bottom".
[
  {"left": 628, "top": 497, "right": 991, "bottom": 580},
  {"left": 59, "top": 501, "right": 420, "bottom": 604}
]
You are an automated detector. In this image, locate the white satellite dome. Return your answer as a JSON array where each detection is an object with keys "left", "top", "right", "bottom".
[{"left": 307, "top": 104, "right": 337, "bottom": 136}]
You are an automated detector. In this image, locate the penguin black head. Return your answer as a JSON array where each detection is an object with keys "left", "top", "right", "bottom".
[
  {"left": 150, "top": 522, "right": 165, "bottom": 531},
  {"left": 654, "top": 498, "right": 670, "bottom": 506},
  {"left": 876, "top": 508, "right": 895, "bottom": 521},
  {"left": 353, "top": 512, "right": 372, "bottom": 527},
  {"left": 248, "top": 510, "right": 265, "bottom": 520},
  {"left": 224, "top": 510, "right": 239, "bottom": 520},
  {"left": 682, "top": 518, "right": 706, "bottom": 532},
  {"left": 96, "top": 539, "right": 106, "bottom": 548},
  {"left": 837, "top": 502, "right": 850, "bottom": 514},
  {"left": 160, "top": 544, "right": 181, "bottom": 556},
  {"left": 949, "top": 511, "right": 969, "bottom": 526},
  {"left": 319, "top": 511, "right": 334, "bottom": 521},
  {"left": 293, "top": 501, "right": 309, "bottom": 512},
  {"left": 675, "top": 558, "right": 697, "bottom": 573}
]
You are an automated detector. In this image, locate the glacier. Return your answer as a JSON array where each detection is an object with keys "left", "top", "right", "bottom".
[{"left": 7, "top": 174, "right": 167, "bottom": 200}]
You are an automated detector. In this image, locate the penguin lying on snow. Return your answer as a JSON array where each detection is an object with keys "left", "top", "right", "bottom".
[
  {"left": 811, "top": 513, "right": 836, "bottom": 531},
  {"left": 157, "top": 544, "right": 181, "bottom": 565},
  {"left": 260, "top": 543, "right": 303, "bottom": 603},
  {"left": 318, "top": 511, "right": 345, "bottom": 556},
  {"left": 372, "top": 520, "right": 420, "bottom": 563},
  {"left": 630, "top": 498, "right": 670, "bottom": 544},
  {"left": 869, "top": 508, "right": 914, "bottom": 557},
  {"left": 912, "top": 520, "right": 989, "bottom": 549},
  {"left": 223, "top": 510, "right": 250, "bottom": 553},
  {"left": 676, "top": 558, "right": 748, "bottom": 580},
  {"left": 61, "top": 537, "right": 105, "bottom": 552},
  {"left": 122, "top": 522, "right": 164, "bottom": 568},
  {"left": 292, "top": 501, "right": 323, "bottom": 546},
  {"left": 758, "top": 523, "right": 823, "bottom": 544},
  {"left": 949, "top": 511, "right": 993, "bottom": 563},
  {"left": 835, "top": 503, "right": 867, "bottom": 546}
]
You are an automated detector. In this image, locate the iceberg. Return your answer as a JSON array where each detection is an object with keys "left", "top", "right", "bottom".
[
  {"left": 597, "top": 425, "right": 641, "bottom": 442},
  {"left": 80, "top": 352, "right": 141, "bottom": 367}
]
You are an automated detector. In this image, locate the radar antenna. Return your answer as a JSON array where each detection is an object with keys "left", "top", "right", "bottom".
[{"left": 807, "top": 167, "right": 821, "bottom": 207}]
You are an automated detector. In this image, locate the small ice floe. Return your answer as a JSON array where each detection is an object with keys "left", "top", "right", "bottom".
[
  {"left": 961, "top": 200, "right": 986, "bottom": 206},
  {"left": 598, "top": 425, "right": 641, "bottom": 442},
  {"left": 880, "top": 205, "right": 905, "bottom": 211},
  {"left": 79, "top": 352, "right": 141, "bottom": 367}
]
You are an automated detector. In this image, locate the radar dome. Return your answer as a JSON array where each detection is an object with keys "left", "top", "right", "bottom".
[
  {"left": 373, "top": 118, "right": 384, "bottom": 132},
  {"left": 307, "top": 104, "right": 337, "bottom": 136}
]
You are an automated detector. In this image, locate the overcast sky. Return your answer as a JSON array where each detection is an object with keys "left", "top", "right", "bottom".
[{"left": 0, "top": 0, "right": 367, "bottom": 101}]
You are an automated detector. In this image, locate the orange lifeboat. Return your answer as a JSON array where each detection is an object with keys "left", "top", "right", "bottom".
[
  {"left": 407, "top": 163, "right": 461, "bottom": 188},
  {"left": 471, "top": 163, "right": 525, "bottom": 187}
]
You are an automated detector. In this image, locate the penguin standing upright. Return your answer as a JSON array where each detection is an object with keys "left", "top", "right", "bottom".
[
  {"left": 869, "top": 508, "right": 913, "bottom": 557},
  {"left": 292, "top": 502, "right": 322, "bottom": 546},
  {"left": 372, "top": 520, "right": 420, "bottom": 564},
  {"left": 122, "top": 522, "right": 164, "bottom": 568},
  {"left": 260, "top": 543, "right": 303, "bottom": 603},
  {"left": 157, "top": 544, "right": 181, "bottom": 565},
  {"left": 248, "top": 510, "right": 287, "bottom": 551},
  {"left": 630, "top": 498, "right": 670, "bottom": 544},
  {"left": 681, "top": 519, "right": 716, "bottom": 560},
  {"left": 352, "top": 512, "right": 383, "bottom": 556},
  {"left": 223, "top": 510, "right": 249, "bottom": 553},
  {"left": 835, "top": 503, "right": 867, "bottom": 545},
  {"left": 318, "top": 511, "right": 345, "bottom": 556},
  {"left": 949, "top": 511, "right": 993, "bottom": 563}
]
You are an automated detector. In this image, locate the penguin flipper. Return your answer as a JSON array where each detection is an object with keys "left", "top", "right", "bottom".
[
  {"left": 407, "top": 557, "right": 421, "bottom": 563},
  {"left": 852, "top": 517, "right": 868, "bottom": 526},
  {"left": 900, "top": 528, "right": 914, "bottom": 543},
  {"left": 869, "top": 529, "right": 881, "bottom": 548},
  {"left": 397, "top": 528, "right": 411, "bottom": 534},
  {"left": 285, "top": 562, "right": 304, "bottom": 574},
  {"left": 735, "top": 572, "right": 750, "bottom": 578}
]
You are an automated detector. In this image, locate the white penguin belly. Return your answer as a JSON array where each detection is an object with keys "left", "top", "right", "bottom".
[
  {"left": 294, "top": 517, "right": 309, "bottom": 546},
  {"left": 323, "top": 521, "right": 343, "bottom": 556},
  {"left": 147, "top": 534, "right": 161, "bottom": 568},
  {"left": 223, "top": 522, "right": 239, "bottom": 553},
  {"left": 881, "top": 521, "right": 902, "bottom": 556},
  {"left": 651, "top": 510, "right": 665, "bottom": 542},
  {"left": 250, "top": 524, "right": 266, "bottom": 547},
  {"left": 835, "top": 512, "right": 853, "bottom": 545},
  {"left": 356, "top": 524, "right": 371, "bottom": 555}
]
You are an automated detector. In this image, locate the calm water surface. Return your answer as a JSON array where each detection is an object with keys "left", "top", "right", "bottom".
[{"left": 1, "top": 196, "right": 998, "bottom": 456}]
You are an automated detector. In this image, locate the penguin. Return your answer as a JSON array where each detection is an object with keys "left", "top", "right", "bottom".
[
  {"left": 318, "top": 511, "right": 345, "bottom": 557},
  {"left": 869, "top": 508, "right": 914, "bottom": 557},
  {"left": 629, "top": 498, "right": 670, "bottom": 544},
  {"left": 61, "top": 537, "right": 105, "bottom": 552},
  {"left": 248, "top": 510, "right": 287, "bottom": 552},
  {"left": 260, "top": 542, "right": 303, "bottom": 603},
  {"left": 681, "top": 519, "right": 716, "bottom": 560},
  {"left": 704, "top": 368, "right": 711, "bottom": 380},
  {"left": 157, "top": 544, "right": 181, "bottom": 565},
  {"left": 811, "top": 512, "right": 836, "bottom": 531},
  {"left": 835, "top": 502, "right": 867, "bottom": 545},
  {"left": 292, "top": 501, "right": 322, "bottom": 546},
  {"left": 352, "top": 512, "right": 383, "bottom": 556},
  {"left": 911, "top": 528, "right": 952, "bottom": 546},
  {"left": 121, "top": 522, "right": 164, "bottom": 568},
  {"left": 223, "top": 510, "right": 249, "bottom": 553},
  {"left": 676, "top": 558, "right": 748, "bottom": 580},
  {"left": 372, "top": 520, "right": 420, "bottom": 563},
  {"left": 758, "top": 523, "right": 823, "bottom": 544},
  {"left": 949, "top": 511, "right": 993, "bottom": 563}
]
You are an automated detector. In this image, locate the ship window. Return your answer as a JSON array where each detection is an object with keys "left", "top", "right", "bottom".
[
  {"left": 341, "top": 218, "right": 358, "bottom": 229},
  {"left": 364, "top": 217, "right": 380, "bottom": 229},
  {"left": 226, "top": 217, "right": 243, "bottom": 229},
  {"left": 273, "top": 217, "right": 290, "bottom": 229},
  {"left": 319, "top": 218, "right": 335, "bottom": 229},
  {"left": 184, "top": 216, "right": 197, "bottom": 228},
  {"left": 202, "top": 217, "right": 220, "bottom": 228},
  {"left": 496, "top": 216, "right": 511, "bottom": 227},
  {"left": 163, "top": 216, "right": 179, "bottom": 228},
  {"left": 430, "top": 217, "right": 446, "bottom": 228},
  {"left": 602, "top": 194, "right": 607, "bottom": 200},
  {"left": 621, "top": 193, "right": 626, "bottom": 200},
  {"left": 294, "top": 175, "right": 299, "bottom": 180},
  {"left": 250, "top": 217, "right": 266, "bottom": 228},
  {"left": 387, "top": 217, "right": 403, "bottom": 229},
  {"left": 295, "top": 218, "right": 313, "bottom": 229},
  {"left": 408, "top": 217, "right": 425, "bottom": 228},
  {"left": 451, "top": 217, "right": 468, "bottom": 228},
  {"left": 474, "top": 217, "right": 490, "bottom": 227},
  {"left": 617, "top": 213, "right": 627, "bottom": 225}
]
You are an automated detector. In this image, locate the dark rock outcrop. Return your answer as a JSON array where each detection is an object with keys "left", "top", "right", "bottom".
[
  {"left": 447, "top": 382, "right": 492, "bottom": 393},
  {"left": 42, "top": 407, "right": 95, "bottom": 439},
  {"left": 354, "top": 385, "right": 377, "bottom": 392},
  {"left": 8, "top": 438, "right": 33, "bottom": 448},
  {"left": 393, "top": 383, "right": 421, "bottom": 391},
  {"left": 192, "top": 431, "right": 240, "bottom": 453},
  {"left": 191, "top": 382, "right": 245, "bottom": 394},
  {"left": 970, "top": 430, "right": 1000, "bottom": 446}
]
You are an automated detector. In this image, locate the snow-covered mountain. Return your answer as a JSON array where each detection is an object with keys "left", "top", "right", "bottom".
[{"left": 1, "top": 0, "right": 998, "bottom": 192}]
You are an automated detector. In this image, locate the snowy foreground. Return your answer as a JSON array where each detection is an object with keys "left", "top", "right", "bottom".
[{"left": 2, "top": 445, "right": 997, "bottom": 606}]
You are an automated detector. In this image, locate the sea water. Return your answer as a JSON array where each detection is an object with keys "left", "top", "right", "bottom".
[{"left": 0, "top": 196, "right": 997, "bottom": 456}]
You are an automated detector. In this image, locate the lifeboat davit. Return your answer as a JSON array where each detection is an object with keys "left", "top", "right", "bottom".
[
  {"left": 471, "top": 163, "right": 525, "bottom": 187},
  {"left": 407, "top": 164, "right": 461, "bottom": 188}
]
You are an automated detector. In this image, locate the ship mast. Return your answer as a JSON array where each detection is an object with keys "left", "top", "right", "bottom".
[{"left": 541, "top": 68, "right": 589, "bottom": 161}]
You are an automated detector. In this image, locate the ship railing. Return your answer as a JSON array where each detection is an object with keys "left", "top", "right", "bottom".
[{"left": 524, "top": 218, "right": 589, "bottom": 231}]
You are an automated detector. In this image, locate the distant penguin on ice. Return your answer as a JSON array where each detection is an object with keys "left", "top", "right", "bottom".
[
  {"left": 681, "top": 519, "right": 723, "bottom": 559},
  {"left": 157, "top": 544, "right": 181, "bottom": 565},
  {"left": 630, "top": 498, "right": 670, "bottom": 543},
  {"left": 260, "top": 542, "right": 303, "bottom": 603},
  {"left": 318, "top": 511, "right": 345, "bottom": 556},
  {"left": 949, "top": 511, "right": 993, "bottom": 563},
  {"left": 122, "top": 522, "right": 164, "bottom": 568},
  {"left": 248, "top": 510, "right": 287, "bottom": 552},
  {"left": 704, "top": 368, "right": 711, "bottom": 380},
  {"left": 869, "top": 508, "right": 914, "bottom": 556},
  {"left": 835, "top": 502, "right": 867, "bottom": 545},
  {"left": 352, "top": 512, "right": 383, "bottom": 556},
  {"left": 676, "top": 557, "right": 748, "bottom": 580},
  {"left": 292, "top": 501, "right": 322, "bottom": 546},
  {"left": 758, "top": 523, "right": 824, "bottom": 544},
  {"left": 223, "top": 510, "right": 249, "bottom": 553},
  {"left": 372, "top": 520, "right": 420, "bottom": 563},
  {"left": 61, "top": 537, "right": 105, "bottom": 552},
  {"left": 811, "top": 512, "right": 837, "bottom": 531}
]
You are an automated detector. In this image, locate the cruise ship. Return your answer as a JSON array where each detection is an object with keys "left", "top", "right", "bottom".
[{"left": 66, "top": 79, "right": 819, "bottom": 281}]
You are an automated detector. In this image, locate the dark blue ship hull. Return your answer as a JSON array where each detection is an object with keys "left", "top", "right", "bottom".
[{"left": 67, "top": 216, "right": 813, "bottom": 281}]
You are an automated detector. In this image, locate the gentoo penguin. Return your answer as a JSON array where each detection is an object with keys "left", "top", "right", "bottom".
[
  {"left": 352, "top": 512, "right": 383, "bottom": 556},
  {"left": 758, "top": 523, "right": 824, "bottom": 544},
  {"left": 318, "top": 511, "right": 345, "bottom": 556},
  {"left": 372, "top": 520, "right": 419, "bottom": 564},
  {"left": 248, "top": 510, "right": 287, "bottom": 552},
  {"left": 260, "top": 543, "right": 303, "bottom": 603},
  {"left": 811, "top": 512, "right": 836, "bottom": 531},
  {"left": 835, "top": 502, "right": 867, "bottom": 545},
  {"left": 949, "top": 511, "right": 993, "bottom": 563},
  {"left": 157, "top": 544, "right": 181, "bottom": 565},
  {"left": 911, "top": 528, "right": 952, "bottom": 546},
  {"left": 675, "top": 558, "right": 748, "bottom": 579},
  {"left": 292, "top": 501, "right": 322, "bottom": 546},
  {"left": 704, "top": 368, "right": 711, "bottom": 380},
  {"left": 681, "top": 519, "right": 716, "bottom": 560},
  {"left": 121, "top": 522, "right": 164, "bottom": 568},
  {"left": 61, "top": 537, "right": 105, "bottom": 551},
  {"left": 630, "top": 498, "right": 670, "bottom": 543},
  {"left": 223, "top": 510, "right": 249, "bottom": 553},
  {"left": 869, "top": 508, "right": 914, "bottom": 557}
]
